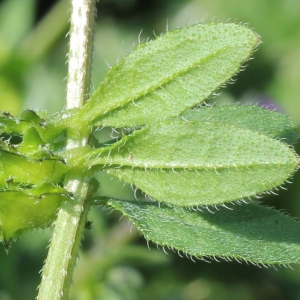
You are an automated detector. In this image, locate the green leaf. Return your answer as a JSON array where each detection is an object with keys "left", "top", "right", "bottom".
[
  {"left": 0, "top": 150, "right": 68, "bottom": 189},
  {"left": 20, "top": 109, "right": 45, "bottom": 123},
  {"left": 0, "top": 110, "right": 67, "bottom": 157},
  {"left": 108, "top": 199, "right": 300, "bottom": 265},
  {"left": 73, "top": 23, "right": 260, "bottom": 127},
  {"left": 182, "top": 105, "right": 300, "bottom": 144},
  {"left": 81, "top": 120, "right": 298, "bottom": 206},
  {"left": 0, "top": 190, "right": 68, "bottom": 245}
]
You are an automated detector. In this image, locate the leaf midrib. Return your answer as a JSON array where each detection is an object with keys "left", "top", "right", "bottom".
[
  {"left": 100, "top": 161, "right": 296, "bottom": 171},
  {"left": 87, "top": 43, "right": 248, "bottom": 123}
]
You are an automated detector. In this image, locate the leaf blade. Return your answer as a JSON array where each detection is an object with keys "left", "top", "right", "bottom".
[
  {"left": 182, "top": 105, "right": 300, "bottom": 144},
  {"left": 0, "top": 188, "right": 69, "bottom": 244},
  {"left": 108, "top": 199, "right": 300, "bottom": 265},
  {"left": 75, "top": 23, "right": 260, "bottom": 127},
  {"left": 82, "top": 120, "right": 299, "bottom": 206},
  {"left": 0, "top": 150, "right": 68, "bottom": 189}
]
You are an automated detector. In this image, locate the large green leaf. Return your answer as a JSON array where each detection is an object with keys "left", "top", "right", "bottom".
[
  {"left": 72, "top": 23, "right": 259, "bottom": 127},
  {"left": 182, "top": 105, "right": 300, "bottom": 144},
  {"left": 79, "top": 120, "right": 299, "bottom": 206},
  {"left": 108, "top": 199, "right": 300, "bottom": 265}
]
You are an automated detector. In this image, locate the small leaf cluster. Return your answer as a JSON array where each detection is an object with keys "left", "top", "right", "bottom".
[
  {"left": 0, "top": 110, "right": 70, "bottom": 246},
  {"left": 1, "top": 23, "right": 300, "bottom": 264}
]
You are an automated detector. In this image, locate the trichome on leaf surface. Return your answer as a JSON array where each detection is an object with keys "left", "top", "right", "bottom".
[{"left": 1, "top": 22, "right": 300, "bottom": 266}]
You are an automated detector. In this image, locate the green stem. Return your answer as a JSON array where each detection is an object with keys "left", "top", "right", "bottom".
[
  {"left": 66, "top": 0, "right": 95, "bottom": 109},
  {"left": 37, "top": 1, "right": 96, "bottom": 299}
]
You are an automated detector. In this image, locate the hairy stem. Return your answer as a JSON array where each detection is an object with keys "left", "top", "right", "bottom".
[
  {"left": 66, "top": 0, "right": 95, "bottom": 109},
  {"left": 37, "top": 1, "right": 96, "bottom": 299}
]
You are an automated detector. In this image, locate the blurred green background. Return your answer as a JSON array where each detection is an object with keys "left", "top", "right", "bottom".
[{"left": 1, "top": 0, "right": 300, "bottom": 299}]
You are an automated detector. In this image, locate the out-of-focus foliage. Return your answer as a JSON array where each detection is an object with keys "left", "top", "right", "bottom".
[{"left": 1, "top": 0, "right": 300, "bottom": 300}]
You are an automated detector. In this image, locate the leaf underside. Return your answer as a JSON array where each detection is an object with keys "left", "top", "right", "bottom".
[{"left": 109, "top": 199, "right": 300, "bottom": 265}]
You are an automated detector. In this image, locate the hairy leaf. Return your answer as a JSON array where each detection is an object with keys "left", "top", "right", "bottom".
[
  {"left": 73, "top": 23, "right": 259, "bottom": 127},
  {"left": 108, "top": 199, "right": 300, "bottom": 265},
  {"left": 80, "top": 120, "right": 299, "bottom": 206},
  {"left": 182, "top": 105, "right": 300, "bottom": 144},
  {"left": 0, "top": 110, "right": 67, "bottom": 156},
  {"left": 0, "top": 190, "right": 68, "bottom": 245},
  {"left": 0, "top": 150, "right": 68, "bottom": 189}
]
